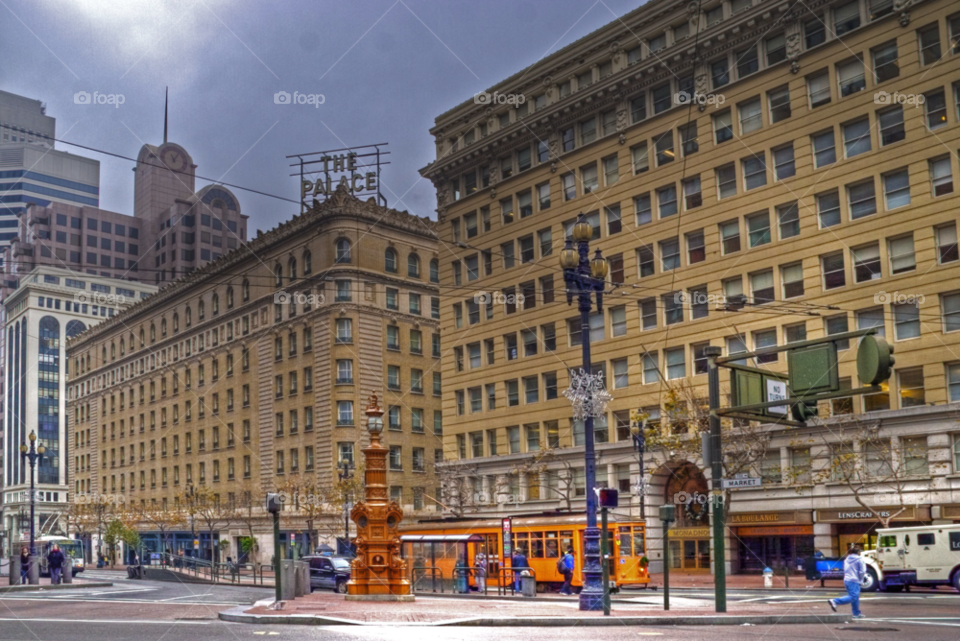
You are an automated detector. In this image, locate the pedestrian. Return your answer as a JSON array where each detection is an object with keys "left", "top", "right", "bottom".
[
  {"left": 19, "top": 547, "right": 30, "bottom": 584},
  {"left": 828, "top": 546, "right": 866, "bottom": 619},
  {"left": 511, "top": 548, "right": 528, "bottom": 592},
  {"left": 474, "top": 550, "right": 487, "bottom": 593},
  {"left": 559, "top": 547, "right": 575, "bottom": 595},
  {"left": 47, "top": 544, "right": 65, "bottom": 584}
]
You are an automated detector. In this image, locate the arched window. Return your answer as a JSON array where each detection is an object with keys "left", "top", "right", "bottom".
[
  {"left": 161, "top": 318, "right": 167, "bottom": 337},
  {"left": 288, "top": 257, "right": 297, "bottom": 281},
  {"left": 129, "top": 332, "right": 135, "bottom": 350},
  {"left": 274, "top": 263, "right": 283, "bottom": 287},
  {"left": 336, "top": 238, "right": 351, "bottom": 263},
  {"left": 139, "top": 328, "right": 145, "bottom": 347},
  {"left": 242, "top": 279, "right": 250, "bottom": 302},
  {"left": 66, "top": 320, "right": 87, "bottom": 339},
  {"left": 150, "top": 324, "right": 156, "bottom": 343},
  {"left": 185, "top": 307, "right": 192, "bottom": 327},
  {"left": 385, "top": 248, "right": 398, "bottom": 273},
  {"left": 430, "top": 259, "right": 440, "bottom": 283},
  {"left": 407, "top": 253, "right": 421, "bottom": 278},
  {"left": 102, "top": 346, "right": 107, "bottom": 362},
  {"left": 110, "top": 343, "right": 116, "bottom": 360},
  {"left": 198, "top": 300, "right": 205, "bottom": 320},
  {"left": 119, "top": 338, "right": 125, "bottom": 356},
  {"left": 226, "top": 287, "right": 234, "bottom": 309},
  {"left": 303, "top": 250, "right": 312, "bottom": 275},
  {"left": 173, "top": 313, "right": 179, "bottom": 332},
  {"left": 212, "top": 294, "right": 220, "bottom": 316}
]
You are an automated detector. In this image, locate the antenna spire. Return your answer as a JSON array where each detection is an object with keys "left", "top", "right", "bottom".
[{"left": 163, "top": 87, "right": 168, "bottom": 144}]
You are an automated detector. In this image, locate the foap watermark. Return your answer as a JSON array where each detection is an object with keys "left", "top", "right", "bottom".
[
  {"left": 674, "top": 90, "right": 725, "bottom": 107},
  {"left": 74, "top": 492, "right": 126, "bottom": 505},
  {"left": 875, "top": 290, "right": 924, "bottom": 305},
  {"left": 674, "top": 290, "right": 726, "bottom": 306},
  {"left": 274, "top": 291, "right": 325, "bottom": 307},
  {"left": 874, "top": 91, "right": 925, "bottom": 108},
  {"left": 474, "top": 290, "right": 524, "bottom": 306},
  {"left": 674, "top": 491, "right": 724, "bottom": 506},
  {"left": 75, "top": 291, "right": 127, "bottom": 307},
  {"left": 474, "top": 91, "right": 526, "bottom": 106},
  {"left": 74, "top": 91, "right": 125, "bottom": 108},
  {"left": 274, "top": 91, "right": 325, "bottom": 107}
]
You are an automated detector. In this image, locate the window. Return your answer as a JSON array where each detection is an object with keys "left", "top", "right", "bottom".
[
  {"left": 562, "top": 172, "right": 576, "bottom": 200},
  {"left": 782, "top": 263, "right": 804, "bottom": 298},
  {"left": 687, "top": 230, "right": 705, "bottom": 264},
  {"left": 603, "top": 155, "right": 619, "bottom": 185},
  {"left": 818, "top": 190, "right": 841, "bottom": 228},
  {"left": 642, "top": 352, "right": 660, "bottom": 384},
  {"left": 336, "top": 318, "right": 352, "bottom": 343},
  {"left": 679, "top": 122, "right": 698, "bottom": 156},
  {"left": 742, "top": 154, "right": 766, "bottom": 190},
  {"left": 336, "top": 238, "right": 351, "bottom": 263},
  {"left": 606, "top": 205, "right": 622, "bottom": 235},
  {"left": 827, "top": 314, "right": 850, "bottom": 350},
  {"left": 808, "top": 71, "right": 831, "bottom": 108},
  {"left": 917, "top": 23, "right": 941, "bottom": 66},
  {"left": 612, "top": 358, "right": 629, "bottom": 389},
  {"left": 773, "top": 145, "right": 795, "bottom": 180},
  {"left": 925, "top": 89, "right": 947, "bottom": 130},
  {"left": 714, "top": 110, "right": 733, "bottom": 143},
  {"left": 747, "top": 212, "right": 770, "bottom": 247},
  {"left": 537, "top": 182, "right": 551, "bottom": 210},
  {"left": 754, "top": 329, "right": 778, "bottom": 364},
  {"left": 768, "top": 86, "right": 790, "bottom": 122},
  {"left": 878, "top": 106, "right": 905, "bottom": 146},
  {"left": 658, "top": 185, "right": 678, "bottom": 218},
  {"left": 689, "top": 285, "right": 708, "bottom": 319},
  {"left": 777, "top": 202, "right": 800, "bottom": 239},
  {"left": 848, "top": 180, "right": 877, "bottom": 219},
  {"left": 842, "top": 118, "right": 871, "bottom": 158},
  {"left": 833, "top": 1, "right": 860, "bottom": 35},
  {"left": 720, "top": 220, "right": 740, "bottom": 254},
  {"left": 872, "top": 41, "right": 899, "bottom": 82},
  {"left": 751, "top": 270, "right": 775, "bottom": 303},
  {"left": 899, "top": 368, "right": 925, "bottom": 407},
  {"left": 654, "top": 131, "right": 674, "bottom": 166},
  {"left": 716, "top": 164, "right": 736, "bottom": 199},
  {"left": 738, "top": 98, "right": 762, "bottom": 134},
  {"left": 640, "top": 298, "right": 657, "bottom": 330},
  {"left": 665, "top": 347, "right": 685, "bottom": 380},
  {"left": 883, "top": 169, "right": 911, "bottom": 210},
  {"left": 711, "top": 58, "right": 730, "bottom": 88},
  {"left": 766, "top": 33, "right": 787, "bottom": 64},
  {"left": 812, "top": 130, "right": 836, "bottom": 168},
  {"left": 389, "top": 446, "right": 402, "bottom": 471},
  {"left": 663, "top": 293, "right": 683, "bottom": 325},
  {"left": 937, "top": 224, "right": 958, "bottom": 264},
  {"left": 683, "top": 177, "right": 702, "bottom": 209},
  {"left": 660, "top": 238, "right": 680, "bottom": 271},
  {"left": 947, "top": 363, "right": 960, "bottom": 400},
  {"left": 337, "top": 401, "right": 354, "bottom": 425},
  {"left": 652, "top": 83, "right": 671, "bottom": 114},
  {"left": 737, "top": 45, "right": 758, "bottom": 77},
  {"left": 858, "top": 307, "right": 886, "bottom": 338},
  {"left": 635, "top": 193, "right": 652, "bottom": 225},
  {"left": 823, "top": 252, "right": 846, "bottom": 289},
  {"left": 837, "top": 58, "right": 866, "bottom": 97},
  {"left": 893, "top": 302, "right": 920, "bottom": 340},
  {"left": 581, "top": 163, "right": 598, "bottom": 194},
  {"left": 852, "top": 244, "right": 881, "bottom": 282},
  {"left": 637, "top": 245, "right": 655, "bottom": 277},
  {"left": 930, "top": 157, "right": 954, "bottom": 197}
]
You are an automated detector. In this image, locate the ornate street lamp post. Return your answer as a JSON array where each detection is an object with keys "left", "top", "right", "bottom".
[
  {"left": 559, "top": 217, "right": 609, "bottom": 612},
  {"left": 19, "top": 431, "right": 45, "bottom": 558}
]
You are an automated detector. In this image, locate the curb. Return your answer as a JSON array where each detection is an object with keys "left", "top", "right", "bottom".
[
  {"left": 0, "top": 581, "right": 113, "bottom": 593},
  {"left": 218, "top": 605, "right": 851, "bottom": 627}
]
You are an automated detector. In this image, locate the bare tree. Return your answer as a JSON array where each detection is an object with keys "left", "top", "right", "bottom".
[
  {"left": 177, "top": 486, "right": 232, "bottom": 563},
  {"left": 788, "top": 417, "right": 940, "bottom": 528},
  {"left": 509, "top": 448, "right": 577, "bottom": 511},
  {"left": 435, "top": 459, "right": 483, "bottom": 517},
  {"left": 134, "top": 503, "right": 186, "bottom": 559},
  {"left": 277, "top": 469, "right": 364, "bottom": 552}
]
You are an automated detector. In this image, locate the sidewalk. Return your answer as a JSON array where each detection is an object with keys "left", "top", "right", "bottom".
[
  {"left": 0, "top": 575, "right": 113, "bottom": 593},
  {"left": 645, "top": 571, "right": 839, "bottom": 591},
  {"left": 219, "top": 590, "right": 849, "bottom": 627}
]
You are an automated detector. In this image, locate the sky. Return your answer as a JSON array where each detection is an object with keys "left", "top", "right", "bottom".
[{"left": 1, "top": 0, "right": 643, "bottom": 234}]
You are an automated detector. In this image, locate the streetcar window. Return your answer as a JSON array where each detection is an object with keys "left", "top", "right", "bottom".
[
  {"left": 633, "top": 530, "right": 645, "bottom": 558},
  {"left": 619, "top": 527, "right": 632, "bottom": 556},
  {"left": 560, "top": 530, "right": 574, "bottom": 554},
  {"left": 545, "top": 532, "right": 559, "bottom": 558},
  {"left": 530, "top": 532, "right": 544, "bottom": 558}
]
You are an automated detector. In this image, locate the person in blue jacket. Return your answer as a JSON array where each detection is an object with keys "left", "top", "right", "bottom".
[
  {"left": 511, "top": 548, "right": 528, "bottom": 592},
  {"left": 559, "top": 547, "right": 575, "bottom": 595}
]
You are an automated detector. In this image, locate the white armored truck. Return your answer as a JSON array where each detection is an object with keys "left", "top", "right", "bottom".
[{"left": 861, "top": 524, "right": 960, "bottom": 592}]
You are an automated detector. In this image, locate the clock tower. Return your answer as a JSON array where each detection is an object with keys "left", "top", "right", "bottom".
[{"left": 133, "top": 142, "right": 195, "bottom": 223}]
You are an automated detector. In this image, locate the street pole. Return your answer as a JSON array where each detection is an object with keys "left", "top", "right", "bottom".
[
  {"left": 600, "top": 507, "right": 610, "bottom": 616},
  {"left": 560, "top": 218, "right": 609, "bottom": 612},
  {"left": 663, "top": 526, "right": 670, "bottom": 611},
  {"left": 19, "top": 431, "right": 45, "bottom": 558},
  {"left": 705, "top": 346, "right": 727, "bottom": 613},
  {"left": 273, "top": 509, "right": 282, "bottom": 604}
]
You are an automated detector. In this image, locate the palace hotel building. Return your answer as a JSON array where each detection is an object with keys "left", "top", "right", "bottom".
[{"left": 422, "top": 0, "right": 960, "bottom": 573}]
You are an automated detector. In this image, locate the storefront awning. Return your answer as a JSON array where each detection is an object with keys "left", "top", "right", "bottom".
[{"left": 401, "top": 534, "right": 485, "bottom": 542}]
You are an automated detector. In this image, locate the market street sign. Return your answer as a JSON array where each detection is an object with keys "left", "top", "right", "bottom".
[{"left": 721, "top": 477, "right": 762, "bottom": 489}]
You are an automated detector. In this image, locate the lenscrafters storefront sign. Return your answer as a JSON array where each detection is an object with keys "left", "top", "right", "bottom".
[{"left": 816, "top": 506, "right": 929, "bottom": 522}]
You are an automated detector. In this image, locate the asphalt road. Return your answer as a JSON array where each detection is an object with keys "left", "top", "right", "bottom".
[{"left": 0, "top": 573, "right": 956, "bottom": 641}]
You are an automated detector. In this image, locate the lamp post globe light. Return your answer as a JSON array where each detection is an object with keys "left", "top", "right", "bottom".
[
  {"left": 20, "top": 431, "right": 46, "bottom": 557},
  {"left": 559, "top": 215, "right": 608, "bottom": 611}
]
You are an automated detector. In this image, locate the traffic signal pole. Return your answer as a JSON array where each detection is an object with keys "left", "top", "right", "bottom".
[{"left": 705, "top": 346, "right": 726, "bottom": 613}]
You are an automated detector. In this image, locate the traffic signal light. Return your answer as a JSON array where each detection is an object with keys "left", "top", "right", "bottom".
[
  {"left": 791, "top": 399, "right": 818, "bottom": 423},
  {"left": 857, "top": 335, "right": 895, "bottom": 385}
]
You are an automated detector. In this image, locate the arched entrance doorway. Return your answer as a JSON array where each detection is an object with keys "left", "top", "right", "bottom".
[{"left": 664, "top": 462, "right": 711, "bottom": 572}]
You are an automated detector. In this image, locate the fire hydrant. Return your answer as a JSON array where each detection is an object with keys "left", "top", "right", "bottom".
[{"left": 763, "top": 567, "right": 773, "bottom": 588}]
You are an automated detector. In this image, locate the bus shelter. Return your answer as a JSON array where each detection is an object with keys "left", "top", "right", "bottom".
[{"left": 401, "top": 534, "right": 485, "bottom": 593}]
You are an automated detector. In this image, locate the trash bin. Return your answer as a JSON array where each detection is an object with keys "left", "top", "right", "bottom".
[
  {"left": 763, "top": 567, "right": 773, "bottom": 588},
  {"left": 520, "top": 572, "right": 536, "bottom": 597}
]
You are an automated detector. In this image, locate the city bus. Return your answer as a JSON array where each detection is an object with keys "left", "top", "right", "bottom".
[
  {"left": 35, "top": 536, "right": 85, "bottom": 576},
  {"left": 400, "top": 512, "right": 649, "bottom": 592}
]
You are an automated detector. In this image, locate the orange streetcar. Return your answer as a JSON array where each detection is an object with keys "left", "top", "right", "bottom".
[{"left": 400, "top": 512, "right": 650, "bottom": 593}]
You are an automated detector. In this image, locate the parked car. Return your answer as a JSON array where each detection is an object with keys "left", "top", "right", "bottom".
[{"left": 304, "top": 555, "right": 351, "bottom": 593}]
